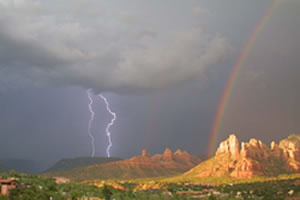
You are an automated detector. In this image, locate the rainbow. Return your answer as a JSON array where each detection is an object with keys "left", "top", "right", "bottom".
[{"left": 207, "top": 0, "right": 280, "bottom": 157}]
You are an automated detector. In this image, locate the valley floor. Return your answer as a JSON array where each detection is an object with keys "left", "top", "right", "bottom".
[{"left": 1, "top": 172, "right": 299, "bottom": 200}]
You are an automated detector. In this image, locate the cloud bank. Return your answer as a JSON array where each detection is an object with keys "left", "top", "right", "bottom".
[{"left": 0, "top": 0, "right": 231, "bottom": 93}]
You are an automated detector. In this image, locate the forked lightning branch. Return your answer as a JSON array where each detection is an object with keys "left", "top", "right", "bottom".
[{"left": 86, "top": 89, "right": 116, "bottom": 158}]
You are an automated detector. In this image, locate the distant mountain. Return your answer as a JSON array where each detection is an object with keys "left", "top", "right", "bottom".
[
  {"left": 0, "top": 159, "right": 49, "bottom": 174},
  {"left": 0, "top": 163, "right": 7, "bottom": 173},
  {"left": 184, "top": 134, "right": 300, "bottom": 179},
  {"left": 45, "top": 157, "right": 122, "bottom": 172},
  {"left": 45, "top": 149, "right": 201, "bottom": 181}
]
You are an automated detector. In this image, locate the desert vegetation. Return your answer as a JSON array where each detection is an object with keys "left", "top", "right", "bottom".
[{"left": 1, "top": 171, "right": 299, "bottom": 200}]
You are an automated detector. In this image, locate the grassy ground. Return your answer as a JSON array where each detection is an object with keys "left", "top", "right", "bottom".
[{"left": 86, "top": 173, "right": 300, "bottom": 186}]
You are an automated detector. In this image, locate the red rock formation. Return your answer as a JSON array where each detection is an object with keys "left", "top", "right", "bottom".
[
  {"left": 141, "top": 149, "right": 150, "bottom": 157},
  {"left": 185, "top": 134, "right": 300, "bottom": 179},
  {"left": 270, "top": 141, "right": 283, "bottom": 161},
  {"left": 241, "top": 138, "right": 270, "bottom": 161},
  {"left": 279, "top": 135, "right": 300, "bottom": 172},
  {"left": 216, "top": 134, "right": 240, "bottom": 159},
  {"left": 279, "top": 135, "right": 300, "bottom": 162},
  {"left": 82, "top": 148, "right": 201, "bottom": 180},
  {"left": 163, "top": 148, "right": 173, "bottom": 161},
  {"left": 230, "top": 159, "right": 265, "bottom": 178},
  {"left": 174, "top": 149, "right": 198, "bottom": 163}
]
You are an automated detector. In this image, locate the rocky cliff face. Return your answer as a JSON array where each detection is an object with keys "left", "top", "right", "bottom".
[
  {"left": 278, "top": 135, "right": 300, "bottom": 172},
  {"left": 241, "top": 138, "right": 270, "bottom": 161},
  {"left": 141, "top": 149, "right": 150, "bottom": 157},
  {"left": 163, "top": 148, "right": 173, "bottom": 161},
  {"left": 216, "top": 134, "right": 240, "bottom": 159},
  {"left": 185, "top": 134, "right": 300, "bottom": 178}
]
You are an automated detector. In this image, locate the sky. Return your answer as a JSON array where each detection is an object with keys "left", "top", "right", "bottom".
[{"left": 0, "top": 0, "right": 299, "bottom": 165}]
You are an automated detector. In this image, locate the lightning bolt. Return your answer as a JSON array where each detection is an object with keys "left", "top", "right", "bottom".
[
  {"left": 99, "top": 94, "right": 116, "bottom": 158},
  {"left": 87, "top": 89, "right": 96, "bottom": 157}
]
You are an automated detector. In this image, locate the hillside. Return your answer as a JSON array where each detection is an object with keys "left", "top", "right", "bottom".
[
  {"left": 184, "top": 134, "right": 300, "bottom": 179},
  {"left": 45, "top": 149, "right": 201, "bottom": 181},
  {"left": 0, "top": 159, "right": 50, "bottom": 173},
  {"left": 45, "top": 157, "right": 122, "bottom": 172}
]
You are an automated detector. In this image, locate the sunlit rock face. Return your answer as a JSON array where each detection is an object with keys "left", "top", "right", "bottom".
[
  {"left": 279, "top": 135, "right": 300, "bottom": 161},
  {"left": 141, "top": 149, "right": 151, "bottom": 157},
  {"left": 185, "top": 134, "right": 300, "bottom": 178},
  {"left": 278, "top": 135, "right": 300, "bottom": 172},
  {"left": 241, "top": 138, "right": 270, "bottom": 161},
  {"left": 163, "top": 148, "right": 173, "bottom": 161},
  {"left": 82, "top": 148, "right": 202, "bottom": 180},
  {"left": 127, "top": 148, "right": 201, "bottom": 171},
  {"left": 173, "top": 149, "right": 199, "bottom": 163},
  {"left": 215, "top": 134, "right": 268, "bottom": 178},
  {"left": 216, "top": 134, "right": 240, "bottom": 159},
  {"left": 270, "top": 141, "right": 282, "bottom": 161},
  {"left": 230, "top": 158, "right": 265, "bottom": 178}
]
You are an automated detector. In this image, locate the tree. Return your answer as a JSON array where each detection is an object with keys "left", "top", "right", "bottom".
[
  {"left": 70, "top": 190, "right": 82, "bottom": 200},
  {"left": 0, "top": 195, "right": 8, "bottom": 200},
  {"left": 102, "top": 185, "right": 112, "bottom": 200},
  {"left": 208, "top": 194, "right": 217, "bottom": 200}
]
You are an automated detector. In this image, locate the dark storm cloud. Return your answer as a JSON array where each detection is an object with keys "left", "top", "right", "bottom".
[
  {"left": 0, "top": 0, "right": 231, "bottom": 93},
  {"left": 0, "top": 0, "right": 299, "bottom": 166}
]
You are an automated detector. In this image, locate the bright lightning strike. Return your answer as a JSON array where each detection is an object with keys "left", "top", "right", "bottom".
[
  {"left": 87, "top": 89, "right": 96, "bottom": 157},
  {"left": 99, "top": 94, "right": 116, "bottom": 158}
]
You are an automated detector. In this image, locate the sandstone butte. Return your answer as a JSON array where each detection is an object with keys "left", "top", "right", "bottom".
[
  {"left": 46, "top": 148, "right": 202, "bottom": 180},
  {"left": 185, "top": 134, "right": 300, "bottom": 178},
  {"left": 88, "top": 148, "right": 201, "bottom": 171},
  {"left": 51, "top": 148, "right": 202, "bottom": 180}
]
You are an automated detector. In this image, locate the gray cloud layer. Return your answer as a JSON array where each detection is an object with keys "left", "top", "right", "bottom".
[
  {"left": 0, "top": 0, "right": 299, "bottom": 163},
  {"left": 0, "top": 0, "right": 231, "bottom": 93}
]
